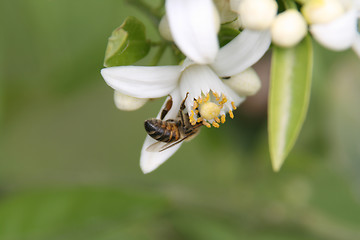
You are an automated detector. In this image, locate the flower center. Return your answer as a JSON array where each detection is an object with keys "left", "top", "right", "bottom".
[
  {"left": 188, "top": 91, "right": 236, "bottom": 128},
  {"left": 199, "top": 102, "right": 221, "bottom": 120}
]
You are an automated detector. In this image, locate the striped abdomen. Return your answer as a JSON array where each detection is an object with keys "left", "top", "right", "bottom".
[{"left": 144, "top": 119, "right": 180, "bottom": 143}]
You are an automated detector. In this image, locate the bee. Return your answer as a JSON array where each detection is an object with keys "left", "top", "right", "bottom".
[{"left": 144, "top": 92, "right": 202, "bottom": 152}]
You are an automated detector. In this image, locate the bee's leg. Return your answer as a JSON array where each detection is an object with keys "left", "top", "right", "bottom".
[
  {"left": 180, "top": 92, "right": 189, "bottom": 111},
  {"left": 179, "top": 92, "right": 192, "bottom": 130},
  {"left": 160, "top": 95, "right": 173, "bottom": 120}
]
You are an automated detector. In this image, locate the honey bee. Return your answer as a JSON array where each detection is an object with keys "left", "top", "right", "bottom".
[{"left": 144, "top": 92, "right": 202, "bottom": 152}]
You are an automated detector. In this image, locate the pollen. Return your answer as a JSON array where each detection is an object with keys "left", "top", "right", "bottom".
[
  {"left": 202, "top": 120, "right": 211, "bottom": 128},
  {"left": 199, "top": 102, "right": 221, "bottom": 120},
  {"left": 214, "top": 117, "right": 220, "bottom": 123},
  {"left": 204, "top": 92, "right": 210, "bottom": 102},
  {"left": 221, "top": 114, "right": 226, "bottom": 123},
  {"left": 212, "top": 122, "right": 220, "bottom": 128},
  {"left": 212, "top": 91, "right": 220, "bottom": 101},
  {"left": 231, "top": 101, "right": 237, "bottom": 110},
  {"left": 189, "top": 110, "right": 196, "bottom": 125},
  {"left": 193, "top": 100, "right": 198, "bottom": 109},
  {"left": 219, "top": 96, "right": 228, "bottom": 105},
  {"left": 229, "top": 110, "right": 234, "bottom": 119}
]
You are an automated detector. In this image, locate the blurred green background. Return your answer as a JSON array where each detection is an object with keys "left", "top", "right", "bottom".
[{"left": 1, "top": 0, "right": 360, "bottom": 239}]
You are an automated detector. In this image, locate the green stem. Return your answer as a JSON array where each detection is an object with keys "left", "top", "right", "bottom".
[
  {"left": 149, "top": 44, "right": 167, "bottom": 66},
  {"left": 126, "top": 0, "right": 162, "bottom": 26},
  {"left": 282, "top": 0, "right": 298, "bottom": 9}
]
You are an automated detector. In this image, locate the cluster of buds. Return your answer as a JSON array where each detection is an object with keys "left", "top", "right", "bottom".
[{"left": 160, "top": 0, "right": 359, "bottom": 53}]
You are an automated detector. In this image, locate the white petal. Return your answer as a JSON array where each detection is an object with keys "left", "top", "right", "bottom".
[
  {"left": 166, "top": 0, "right": 219, "bottom": 64},
  {"left": 352, "top": 33, "right": 360, "bottom": 58},
  {"left": 211, "top": 29, "right": 271, "bottom": 77},
  {"left": 101, "top": 66, "right": 181, "bottom": 98},
  {"left": 179, "top": 65, "right": 244, "bottom": 114},
  {"left": 140, "top": 89, "right": 183, "bottom": 174},
  {"left": 310, "top": 9, "right": 358, "bottom": 50}
]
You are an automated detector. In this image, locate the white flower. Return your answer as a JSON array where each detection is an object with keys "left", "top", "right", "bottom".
[
  {"left": 165, "top": 0, "right": 220, "bottom": 64},
  {"left": 305, "top": 0, "right": 360, "bottom": 57},
  {"left": 101, "top": 30, "right": 271, "bottom": 173}
]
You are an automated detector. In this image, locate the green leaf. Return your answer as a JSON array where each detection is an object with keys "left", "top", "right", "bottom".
[
  {"left": 268, "top": 36, "right": 313, "bottom": 171},
  {"left": 104, "top": 16, "right": 150, "bottom": 67},
  {"left": 218, "top": 26, "right": 240, "bottom": 48}
]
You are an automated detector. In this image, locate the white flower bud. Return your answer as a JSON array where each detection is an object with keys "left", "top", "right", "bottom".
[
  {"left": 114, "top": 91, "right": 148, "bottom": 111},
  {"left": 302, "top": 0, "right": 345, "bottom": 24},
  {"left": 159, "top": 15, "right": 173, "bottom": 41},
  {"left": 223, "top": 68, "right": 261, "bottom": 96},
  {"left": 271, "top": 10, "right": 308, "bottom": 48},
  {"left": 236, "top": 0, "right": 278, "bottom": 30}
]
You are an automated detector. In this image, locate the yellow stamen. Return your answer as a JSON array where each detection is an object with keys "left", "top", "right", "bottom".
[
  {"left": 215, "top": 117, "right": 220, "bottom": 123},
  {"left": 189, "top": 110, "right": 196, "bottom": 125},
  {"left": 231, "top": 101, "right": 237, "bottom": 110},
  {"left": 198, "top": 98, "right": 203, "bottom": 104},
  {"left": 219, "top": 96, "right": 228, "bottom": 105},
  {"left": 213, "top": 91, "right": 220, "bottom": 101},
  {"left": 193, "top": 100, "right": 198, "bottom": 110},
  {"left": 197, "top": 117, "right": 203, "bottom": 123},
  {"left": 221, "top": 114, "right": 226, "bottom": 123},
  {"left": 212, "top": 122, "right": 220, "bottom": 128},
  {"left": 203, "top": 120, "right": 211, "bottom": 128},
  {"left": 229, "top": 110, "right": 234, "bottom": 119},
  {"left": 204, "top": 93, "right": 210, "bottom": 102},
  {"left": 195, "top": 110, "right": 199, "bottom": 114}
]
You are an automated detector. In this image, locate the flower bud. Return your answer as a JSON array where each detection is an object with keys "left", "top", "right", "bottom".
[
  {"left": 236, "top": 0, "right": 278, "bottom": 30},
  {"left": 271, "top": 10, "right": 308, "bottom": 48},
  {"left": 302, "top": 0, "right": 345, "bottom": 24},
  {"left": 114, "top": 91, "right": 148, "bottom": 111},
  {"left": 223, "top": 68, "right": 261, "bottom": 96},
  {"left": 159, "top": 15, "right": 173, "bottom": 41}
]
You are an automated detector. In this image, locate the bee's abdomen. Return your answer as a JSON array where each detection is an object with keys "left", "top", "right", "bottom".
[{"left": 144, "top": 119, "right": 180, "bottom": 142}]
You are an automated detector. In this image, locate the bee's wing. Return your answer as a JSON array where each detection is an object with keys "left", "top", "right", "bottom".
[
  {"left": 146, "top": 141, "right": 171, "bottom": 152},
  {"left": 146, "top": 136, "right": 191, "bottom": 152}
]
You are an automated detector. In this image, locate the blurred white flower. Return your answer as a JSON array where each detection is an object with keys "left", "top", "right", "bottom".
[
  {"left": 101, "top": 30, "right": 271, "bottom": 173},
  {"left": 304, "top": 0, "right": 360, "bottom": 56}
]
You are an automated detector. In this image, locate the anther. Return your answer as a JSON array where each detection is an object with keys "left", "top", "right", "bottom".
[
  {"left": 193, "top": 100, "right": 198, "bottom": 110},
  {"left": 219, "top": 96, "right": 228, "bottom": 105},
  {"left": 189, "top": 110, "right": 196, "bottom": 125},
  {"left": 204, "top": 93, "right": 210, "bottom": 102},
  {"left": 212, "top": 122, "right": 220, "bottom": 128},
  {"left": 221, "top": 114, "right": 226, "bottom": 123},
  {"left": 213, "top": 91, "right": 220, "bottom": 101},
  {"left": 203, "top": 120, "right": 211, "bottom": 128},
  {"left": 229, "top": 110, "right": 234, "bottom": 119},
  {"left": 231, "top": 101, "right": 237, "bottom": 110},
  {"left": 215, "top": 117, "right": 220, "bottom": 123},
  {"left": 197, "top": 117, "right": 203, "bottom": 123}
]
